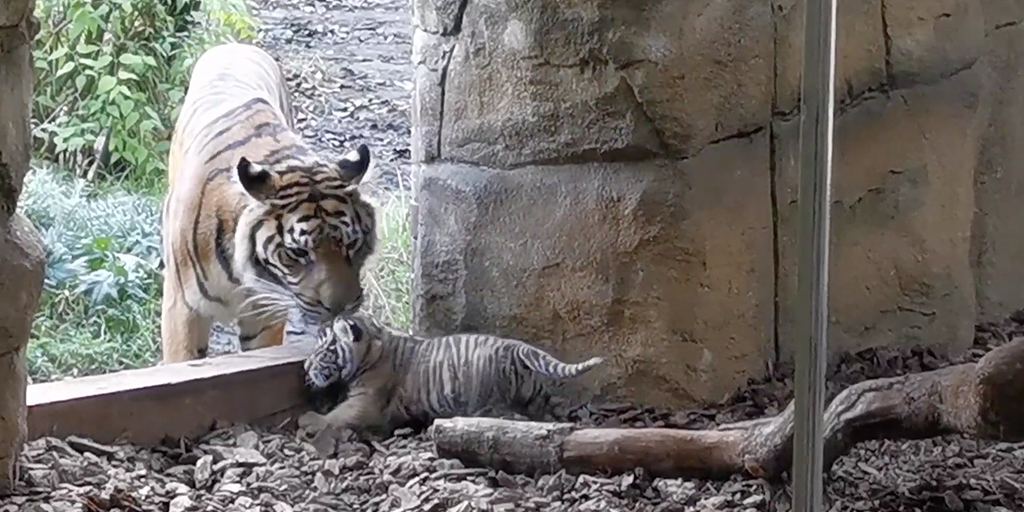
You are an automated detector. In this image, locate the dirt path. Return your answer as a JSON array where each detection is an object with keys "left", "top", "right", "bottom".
[{"left": 256, "top": 0, "right": 413, "bottom": 192}]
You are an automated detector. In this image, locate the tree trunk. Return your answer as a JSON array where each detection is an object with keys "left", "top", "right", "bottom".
[{"left": 429, "top": 338, "right": 1024, "bottom": 480}]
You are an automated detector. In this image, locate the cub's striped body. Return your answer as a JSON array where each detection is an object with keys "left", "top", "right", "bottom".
[
  {"left": 161, "top": 43, "right": 377, "bottom": 364},
  {"left": 299, "top": 312, "right": 605, "bottom": 436}
]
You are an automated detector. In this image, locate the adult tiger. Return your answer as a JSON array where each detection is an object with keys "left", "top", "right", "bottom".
[{"left": 160, "top": 42, "right": 377, "bottom": 364}]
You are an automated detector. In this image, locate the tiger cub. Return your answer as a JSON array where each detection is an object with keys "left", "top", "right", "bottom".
[{"left": 298, "top": 312, "right": 604, "bottom": 436}]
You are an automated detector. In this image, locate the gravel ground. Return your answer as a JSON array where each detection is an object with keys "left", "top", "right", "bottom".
[
  {"left": 10, "top": 316, "right": 1024, "bottom": 511},
  {"left": 255, "top": 0, "right": 412, "bottom": 194},
  {"left": 207, "top": 0, "right": 413, "bottom": 355}
]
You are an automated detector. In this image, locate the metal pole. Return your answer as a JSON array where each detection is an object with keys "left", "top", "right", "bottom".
[{"left": 792, "top": 0, "right": 837, "bottom": 511}]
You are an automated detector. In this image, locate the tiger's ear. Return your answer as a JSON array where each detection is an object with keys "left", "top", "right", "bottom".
[
  {"left": 237, "top": 156, "right": 277, "bottom": 202},
  {"left": 336, "top": 144, "right": 370, "bottom": 185}
]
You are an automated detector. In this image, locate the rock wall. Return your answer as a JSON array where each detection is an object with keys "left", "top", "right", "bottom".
[
  {"left": 0, "top": 0, "right": 45, "bottom": 494},
  {"left": 411, "top": 0, "right": 1024, "bottom": 408}
]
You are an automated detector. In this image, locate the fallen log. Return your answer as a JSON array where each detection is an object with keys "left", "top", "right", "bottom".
[{"left": 429, "top": 338, "right": 1024, "bottom": 480}]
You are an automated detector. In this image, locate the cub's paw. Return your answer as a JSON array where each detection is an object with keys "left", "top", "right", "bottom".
[{"left": 297, "top": 411, "right": 329, "bottom": 432}]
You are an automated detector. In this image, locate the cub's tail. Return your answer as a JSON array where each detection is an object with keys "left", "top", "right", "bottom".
[{"left": 512, "top": 343, "right": 604, "bottom": 379}]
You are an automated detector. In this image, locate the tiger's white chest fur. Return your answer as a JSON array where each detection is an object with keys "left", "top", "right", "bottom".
[{"left": 299, "top": 316, "right": 604, "bottom": 437}]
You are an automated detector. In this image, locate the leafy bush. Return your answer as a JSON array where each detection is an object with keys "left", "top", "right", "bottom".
[
  {"left": 31, "top": 0, "right": 257, "bottom": 194},
  {"left": 20, "top": 166, "right": 164, "bottom": 382}
]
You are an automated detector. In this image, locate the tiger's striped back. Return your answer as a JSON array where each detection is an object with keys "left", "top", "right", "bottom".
[{"left": 394, "top": 334, "right": 603, "bottom": 424}]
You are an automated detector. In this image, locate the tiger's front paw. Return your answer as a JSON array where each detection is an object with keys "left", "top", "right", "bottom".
[{"left": 297, "top": 411, "right": 329, "bottom": 432}]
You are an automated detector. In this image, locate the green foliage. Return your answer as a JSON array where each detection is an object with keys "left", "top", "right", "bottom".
[
  {"left": 20, "top": 166, "right": 164, "bottom": 382},
  {"left": 32, "top": 0, "right": 257, "bottom": 194},
  {"left": 362, "top": 191, "right": 415, "bottom": 332}
]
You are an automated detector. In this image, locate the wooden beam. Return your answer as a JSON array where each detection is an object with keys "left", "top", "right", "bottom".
[
  {"left": 430, "top": 338, "right": 1024, "bottom": 480},
  {"left": 26, "top": 341, "right": 315, "bottom": 445}
]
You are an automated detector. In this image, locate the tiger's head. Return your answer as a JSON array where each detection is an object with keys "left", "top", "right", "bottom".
[
  {"left": 232, "top": 144, "right": 377, "bottom": 323},
  {"left": 303, "top": 311, "right": 386, "bottom": 390}
]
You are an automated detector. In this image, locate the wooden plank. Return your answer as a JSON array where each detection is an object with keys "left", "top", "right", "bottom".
[{"left": 26, "top": 341, "right": 316, "bottom": 445}]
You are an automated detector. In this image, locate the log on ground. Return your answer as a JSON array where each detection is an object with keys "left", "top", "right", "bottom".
[{"left": 429, "top": 338, "right": 1024, "bottom": 480}]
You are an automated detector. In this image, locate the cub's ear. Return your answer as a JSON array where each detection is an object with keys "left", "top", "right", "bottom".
[
  {"left": 344, "top": 316, "right": 365, "bottom": 343},
  {"left": 236, "top": 156, "right": 277, "bottom": 202},
  {"left": 336, "top": 144, "right": 371, "bottom": 185}
]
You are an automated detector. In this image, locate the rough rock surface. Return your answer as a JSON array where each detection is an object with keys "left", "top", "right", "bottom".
[
  {"left": 973, "top": 8, "right": 1024, "bottom": 323},
  {"left": 0, "top": 0, "right": 44, "bottom": 494},
  {"left": 774, "top": 68, "right": 982, "bottom": 359},
  {"left": 413, "top": 139, "right": 775, "bottom": 407},
  {"left": 411, "top": 0, "right": 1024, "bottom": 407},
  {"left": 8, "top": 318, "right": 1024, "bottom": 510}
]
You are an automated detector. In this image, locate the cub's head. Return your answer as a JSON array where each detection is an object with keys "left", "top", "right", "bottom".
[
  {"left": 303, "top": 311, "right": 385, "bottom": 390},
  {"left": 233, "top": 144, "right": 377, "bottom": 322}
]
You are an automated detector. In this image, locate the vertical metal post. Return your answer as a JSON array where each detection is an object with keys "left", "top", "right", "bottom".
[{"left": 793, "top": 0, "right": 837, "bottom": 511}]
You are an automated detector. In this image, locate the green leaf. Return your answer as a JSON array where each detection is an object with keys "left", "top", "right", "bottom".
[
  {"left": 93, "top": 237, "right": 114, "bottom": 252},
  {"left": 96, "top": 75, "right": 117, "bottom": 94},
  {"left": 96, "top": 55, "right": 113, "bottom": 68},
  {"left": 117, "top": 70, "right": 139, "bottom": 81},
  {"left": 55, "top": 61, "right": 76, "bottom": 77},
  {"left": 66, "top": 137, "right": 87, "bottom": 150},
  {"left": 118, "top": 98, "right": 135, "bottom": 117},
  {"left": 75, "top": 75, "right": 87, "bottom": 90},
  {"left": 75, "top": 42, "right": 99, "bottom": 54},
  {"left": 132, "top": 146, "right": 148, "bottom": 164},
  {"left": 118, "top": 53, "right": 143, "bottom": 66},
  {"left": 124, "top": 111, "right": 140, "bottom": 129},
  {"left": 48, "top": 46, "right": 70, "bottom": 61}
]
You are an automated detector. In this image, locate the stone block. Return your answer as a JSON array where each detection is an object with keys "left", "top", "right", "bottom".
[
  {"left": 0, "top": 212, "right": 45, "bottom": 493},
  {"left": 0, "top": 346, "right": 26, "bottom": 495},
  {"left": 883, "top": 0, "right": 984, "bottom": 89},
  {"left": 0, "top": 0, "right": 33, "bottom": 28},
  {"left": 774, "top": 0, "right": 887, "bottom": 113},
  {"left": 774, "top": 68, "right": 983, "bottom": 360},
  {"left": 413, "top": 0, "right": 466, "bottom": 35},
  {"left": 413, "top": 134, "right": 774, "bottom": 408},
  {"left": 0, "top": 34, "right": 33, "bottom": 227},
  {"left": 972, "top": 22, "right": 1024, "bottom": 322},
  {"left": 438, "top": 0, "right": 772, "bottom": 167},
  {"left": 410, "top": 29, "right": 452, "bottom": 164}
]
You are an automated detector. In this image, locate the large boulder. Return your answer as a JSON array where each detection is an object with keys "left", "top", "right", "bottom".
[{"left": 0, "top": 0, "right": 44, "bottom": 494}]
